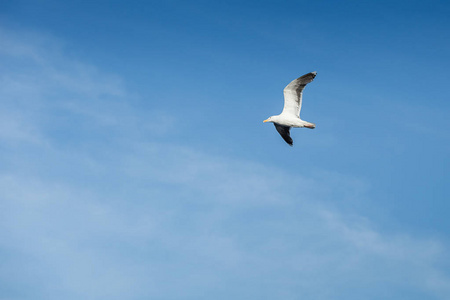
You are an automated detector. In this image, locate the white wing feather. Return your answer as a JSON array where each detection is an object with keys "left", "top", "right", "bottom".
[{"left": 281, "top": 72, "right": 316, "bottom": 117}]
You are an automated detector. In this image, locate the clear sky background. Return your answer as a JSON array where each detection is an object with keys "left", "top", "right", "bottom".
[{"left": 0, "top": 0, "right": 449, "bottom": 299}]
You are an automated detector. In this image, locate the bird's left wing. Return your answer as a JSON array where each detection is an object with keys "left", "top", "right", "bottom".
[
  {"left": 282, "top": 71, "right": 316, "bottom": 117},
  {"left": 274, "top": 124, "right": 293, "bottom": 146}
]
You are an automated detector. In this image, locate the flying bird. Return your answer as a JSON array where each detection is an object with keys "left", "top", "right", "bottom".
[{"left": 263, "top": 71, "right": 317, "bottom": 146}]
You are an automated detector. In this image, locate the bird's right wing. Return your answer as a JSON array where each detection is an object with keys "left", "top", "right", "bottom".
[
  {"left": 282, "top": 72, "right": 316, "bottom": 117},
  {"left": 274, "top": 124, "right": 293, "bottom": 146}
]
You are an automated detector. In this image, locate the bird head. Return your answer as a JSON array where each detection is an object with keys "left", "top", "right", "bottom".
[{"left": 263, "top": 116, "right": 273, "bottom": 123}]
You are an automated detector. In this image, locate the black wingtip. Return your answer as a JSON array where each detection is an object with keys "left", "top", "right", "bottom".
[
  {"left": 285, "top": 137, "right": 293, "bottom": 146},
  {"left": 274, "top": 123, "right": 294, "bottom": 146},
  {"left": 298, "top": 71, "right": 317, "bottom": 84}
]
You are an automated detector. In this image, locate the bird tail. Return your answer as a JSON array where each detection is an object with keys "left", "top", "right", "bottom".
[{"left": 304, "top": 122, "right": 315, "bottom": 129}]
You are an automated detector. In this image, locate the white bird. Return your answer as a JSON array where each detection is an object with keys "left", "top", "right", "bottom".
[{"left": 263, "top": 71, "right": 317, "bottom": 146}]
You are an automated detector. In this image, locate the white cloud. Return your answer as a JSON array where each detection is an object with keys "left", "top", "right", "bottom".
[{"left": 0, "top": 26, "right": 449, "bottom": 300}]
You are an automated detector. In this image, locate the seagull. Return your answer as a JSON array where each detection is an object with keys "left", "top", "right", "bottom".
[{"left": 263, "top": 71, "right": 317, "bottom": 146}]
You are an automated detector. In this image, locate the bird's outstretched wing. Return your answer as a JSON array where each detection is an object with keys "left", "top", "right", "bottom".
[
  {"left": 274, "top": 124, "right": 293, "bottom": 146},
  {"left": 282, "top": 71, "right": 317, "bottom": 117}
]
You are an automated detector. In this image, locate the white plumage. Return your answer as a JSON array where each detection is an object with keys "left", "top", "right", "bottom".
[{"left": 263, "top": 72, "right": 317, "bottom": 146}]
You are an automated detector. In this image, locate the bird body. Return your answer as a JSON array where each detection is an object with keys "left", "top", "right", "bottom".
[
  {"left": 263, "top": 71, "right": 317, "bottom": 146},
  {"left": 266, "top": 114, "right": 313, "bottom": 128}
]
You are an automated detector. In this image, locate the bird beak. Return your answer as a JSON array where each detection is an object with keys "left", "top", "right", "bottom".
[{"left": 263, "top": 119, "right": 269, "bottom": 123}]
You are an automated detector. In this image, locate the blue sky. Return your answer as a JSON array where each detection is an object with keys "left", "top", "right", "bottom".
[{"left": 0, "top": 0, "right": 449, "bottom": 299}]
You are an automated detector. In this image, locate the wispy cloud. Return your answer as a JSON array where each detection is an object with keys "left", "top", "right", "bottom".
[{"left": 0, "top": 27, "right": 449, "bottom": 300}]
